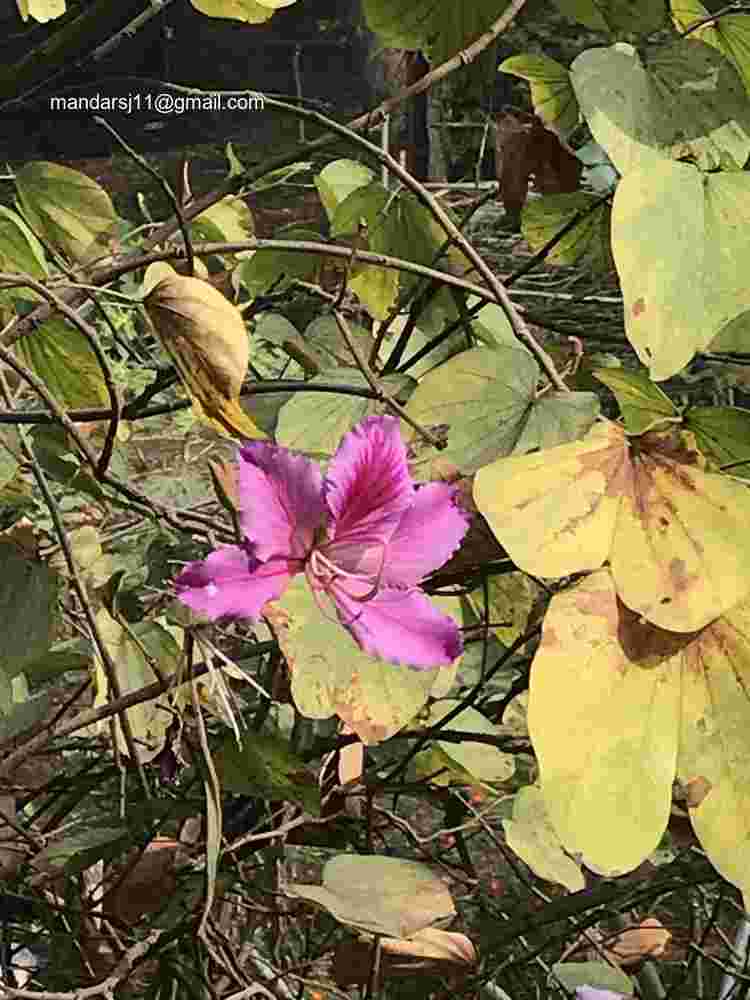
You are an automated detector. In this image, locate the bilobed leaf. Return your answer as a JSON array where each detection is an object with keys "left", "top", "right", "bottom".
[
  {"left": 424, "top": 700, "right": 515, "bottom": 782},
  {"left": 612, "top": 162, "right": 750, "bottom": 380},
  {"left": 522, "top": 192, "right": 613, "bottom": 272},
  {"left": 17, "top": 316, "right": 109, "bottom": 408},
  {"left": 216, "top": 729, "right": 321, "bottom": 815},
  {"left": 672, "top": 0, "right": 750, "bottom": 96},
  {"left": 474, "top": 421, "right": 750, "bottom": 631},
  {"left": 0, "top": 540, "right": 57, "bottom": 679},
  {"left": 276, "top": 368, "right": 413, "bottom": 458},
  {"left": 685, "top": 405, "right": 750, "bottom": 477},
  {"left": 592, "top": 367, "right": 678, "bottom": 434},
  {"left": 571, "top": 41, "right": 750, "bottom": 175},
  {"left": 316, "top": 160, "right": 375, "bottom": 222},
  {"left": 15, "top": 161, "right": 118, "bottom": 262},
  {"left": 287, "top": 854, "right": 455, "bottom": 938},
  {"left": 405, "top": 346, "right": 599, "bottom": 478},
  {"left": 678, "top": 596, "right": 750, "bottom": 910},
  {"left": 266, "top": 576, "right": 459, "bottom": 744},
  {"left": 500, "top": 54, "right": 579, "bottom": 137},
  {"left": 503, "top": 785, "right": 585, "bottom": 891},
  {"left": 189, "top": 0, "right": 296, "bottom": 22},
  {"left": 528, "top": 569, "right": 682, "bottom": 875},
  {"left": 530, "top": 567, "right": 750, "bottom": 908},
  {"left": 554, "top": 0, "right": 665, "bottom": 34}
]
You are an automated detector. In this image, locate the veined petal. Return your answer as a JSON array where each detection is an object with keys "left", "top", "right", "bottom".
[
  {"left": 238, "top": 441, "right": 325, "bottom": 562},
  {"left": 324, "top": 415, "right": 414, "bottom": 567},
  {"left": 175, "top": 545, "right": 295, "bottom": 620},
  {"left": 383, "top": 482, "right": 470, "bottom": 586},
  {"left": 331, "top": 583, "right": 463, "bottom": 669}
]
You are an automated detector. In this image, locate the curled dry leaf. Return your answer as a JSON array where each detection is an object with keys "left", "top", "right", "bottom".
[
  {"left": 143, "top": 264, "right": 264, "bottom": 440},
  {"left": 333, "top": 928, "right": 477, "bottom": 986}
]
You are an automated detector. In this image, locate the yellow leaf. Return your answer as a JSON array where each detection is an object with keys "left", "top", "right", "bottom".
[
  {"left": 143, "top": 266, "right": 265, "bottom": 440},
  {"left": 474, "top": 421, "right": 750, "bottom": 631}
]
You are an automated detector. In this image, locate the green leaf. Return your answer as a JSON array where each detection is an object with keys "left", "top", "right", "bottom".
[
  {"left": 554, "top": 0, "right": 665, "bottom": 34},
  {"left": 0, "top": 540, "right": 57, "bottom": 679},
  {"left": 521, "top": 192, "right": 613, "bottom": 272},
  {"left": 592, "top": 368, "right": 678, "bottom": 434},
  {"left": 287, "top": 854, "right": 455, "bottom": 938},
  {"left": 499, "top": 54, "right": 580, "bottom": 137},
  {"left": 267, "top": 575, "right": 458, "bottom": 744},
  {"left": 504, "top": 785, "right": 585, "bottom": 891},
  {"left": 571, "top": 40, "right": 750, "bottom": 175},
  {"left": 0, "top": 205, "right": 48, "bottom": 303},
  {"left": 672, "top": 0, "right": 750, "bottom": 98},
  {"left": 239, "top": 226, "right": 321, "bottom": 295},
  {"left": 685, "top": 405, "right": 750, "bottom": 477},
  {"left": 275, "top": 368, "right": 413, "bottom": 458},
  {"left": 552, "top": 960, "right": 634, "bottom": 994},
  {"left": 316, "top": 160, "right": 375, "bottom": 223},
  {"left": 404, "top": 346, "right": 599, "bottom": 477},
  {"left": 216, "top": 730, "right": 321, "bottom": 816},
  {"left": 189, "top": 195, "right": 254, "bottom": 254},
  {"left": 612, "top": 162, "right": 750, "bottom": 379},
  {"left": 15, "top": 161, "right": 118, "bottom": 262},
  {"left": 18, "top": 316, "right": 109, "bottom": 408},
  {"left": 424, "top": 701, "right": 515, "bottom": 783},
  {"left": 0, "top": 690, "right": 54, "bottom": 742},
  {"left": 331, "top": 181, "right": 389, "bottom": 237},
  {"left": 0, "top": 428, "right": 19, "bottom": 490}
]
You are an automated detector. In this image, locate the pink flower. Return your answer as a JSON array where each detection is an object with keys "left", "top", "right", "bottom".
[{"left": 175, "top": 415, "right": 470, "bottom": 668}]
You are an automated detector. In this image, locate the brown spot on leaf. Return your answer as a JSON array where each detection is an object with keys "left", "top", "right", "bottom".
[
  {"left": 633, "top": 297, "right": 646, "bottom": 318},
  {"left": 685, "top": 775, "right": 712, "bottom": 808}
]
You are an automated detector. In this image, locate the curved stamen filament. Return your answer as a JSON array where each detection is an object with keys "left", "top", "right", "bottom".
[{"left": 308, "top": 548, "right": 380, "bottom": 601}]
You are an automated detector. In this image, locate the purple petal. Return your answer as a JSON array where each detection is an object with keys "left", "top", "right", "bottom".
[
  {"left": 382, "top": 483, "right": 470, "bottom": 586},
  {"left": 331, "top": 584, "right": 463, "bottom": 669},
  {"left": 175, "top": 545, "right": 294, "bottom": 620},
  {"left": 237, "top": 441, "right": 325, "bottom": 562},
  {"left": 323, "top": 416, "right": 414, "bottom": 570}
]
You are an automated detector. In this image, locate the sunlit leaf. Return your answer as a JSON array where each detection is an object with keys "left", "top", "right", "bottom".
[
  {"left": 316, "top": 160, "right": 375, "bottom": 222},
  {"left": 144, "top": 264, "right": 264, "bottom": 440},
  {"left": 276, "top": 368, "right": 414, "bottom": 458},
  {"left": 528, "top": 569, "right": 682, "bottom": 875},
  {"left": 266, "top": 576, "right": 460, "bottom": 744},
  {"left": 405, "top": 346, "right": 599, "bottom": 477},
  {"left": 189, "top": 0, "right": 296, "bottom": 22},
  {"left": 287, "top": 854, "right": 455, "bottom": 938},
  {"left": 552, "top": 960, "right": 634, "bottom": 995},
  {"left": 500, "top": 54, "right": 579, "bottom": 137},
  {"left": 0, "top": 205, "right": 47, "bottom": 303},
  {"left": 570, "top": 41, "right": 750, "bottom": 175},
  {"left": 17, "top": 0, "right": 66, "bottom": 23},
  {"left": 612, "top": 162, "right": 750, "bottom": 380},
  {"left": 424, "top": 700, "right": 515, "bottom": 783},
  {"left": 474, "top": 421, "right": 750, "bottom": 631},
  {"left": 503, "top": 785, "right": 585, "bottom": 891}
]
